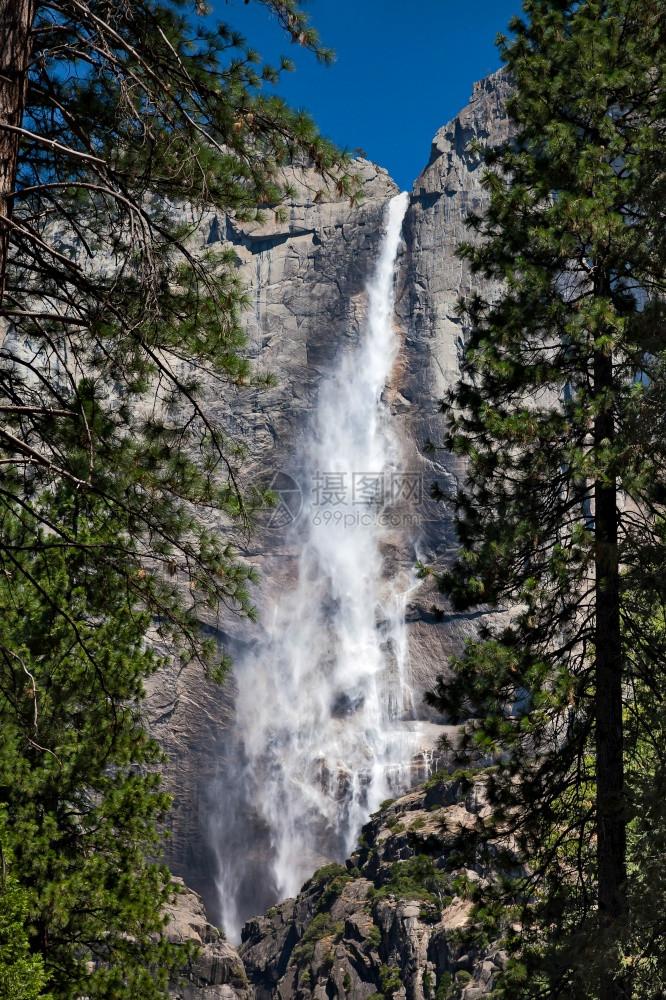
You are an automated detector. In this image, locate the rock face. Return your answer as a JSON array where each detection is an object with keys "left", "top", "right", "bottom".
[
  {"left": 146, "top": 70, "right": 512, "bottom": 927},
  {"left": 226, "top": 773, "right": 509, "bottom": 1000},
  {"left": 393, "top": 68, "right": 513, "bottom": 681},
  {"left": 166, "top": 878, "right": 252, "bottom": 1000},
  {"left": 145, "top": 158, "right": 400, "bottom": 911}
]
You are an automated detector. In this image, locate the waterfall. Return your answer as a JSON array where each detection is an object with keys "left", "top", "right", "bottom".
[{"left": 216, "top": 192, "right": 429, "bottom": 939}]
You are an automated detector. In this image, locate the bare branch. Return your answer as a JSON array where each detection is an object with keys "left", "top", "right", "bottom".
[
  {"left": 0, "top": 121, "right": 106, "bottom": 166},
  {"left": 0, "top": 310, "right": 88, "bottom": 325}
]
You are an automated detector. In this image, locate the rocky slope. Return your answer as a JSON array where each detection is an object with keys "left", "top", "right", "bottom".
[
  {"left": 239, "top": 771, "right": 512, "bottom": 1000},
  {"left": 167, "top": 772, "right": 512, "bottom": 1000}
]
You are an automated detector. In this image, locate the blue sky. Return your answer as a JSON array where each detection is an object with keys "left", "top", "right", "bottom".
[{"left": 211, "top": 1, "right": 522, "bottom": 190}]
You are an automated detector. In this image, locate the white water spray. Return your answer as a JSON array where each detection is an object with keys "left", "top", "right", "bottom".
[{"left": 217, "top": 193, "right": 429, "bottom": 937}]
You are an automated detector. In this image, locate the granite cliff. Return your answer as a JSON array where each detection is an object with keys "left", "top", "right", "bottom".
[{"left": 146, "top": 69, "right": 512, "bottom": 941}]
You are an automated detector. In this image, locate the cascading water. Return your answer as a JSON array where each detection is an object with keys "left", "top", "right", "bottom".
[{"left": 216, "top": 192, "right": 431, "bottom": 939}]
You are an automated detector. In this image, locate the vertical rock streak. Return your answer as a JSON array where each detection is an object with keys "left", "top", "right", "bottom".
[{"left": 219, "top": 192, "right": 429, "bottom": 937}]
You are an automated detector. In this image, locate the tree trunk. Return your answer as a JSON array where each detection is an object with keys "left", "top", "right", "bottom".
[
  {"left": 0, "top": 0, "right": 35, "bottom": 302},
  {"left": 594, "top": 345, "right": 627, "bottom": 1000}
]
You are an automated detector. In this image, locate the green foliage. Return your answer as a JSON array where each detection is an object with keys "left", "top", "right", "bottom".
[
  {"left": 0, "top": 494, "right": 192, "bottom": 997},
  {"left": 311, "top": 863, "right": 349, "bottom": 886},
  {"left": 1, "top": 1, "right": 354, "bottom": 995},
  {"left": 620, "top": 674, "right": 666, "bottom": 993},
  {"left": 419, "top": 905, "right": 440, "bottom": 925},
  {"left": 0, "top": 818, "right": 50, "bottom": 1000},
  {"left": 449, "top": 874, "right": 473, "bottom": 900},
  {"left": 459, "top": 896, "right": 509, "bottom": 952},
  {"left": 423, "top": 970, "right": 434, "bottom": 998},
  {"left": 435, "top": 971, "right": 453, "bottom": 1000},
  {"left": 423, "top": 770, "right": 475, "bottom": 792},
  {"left": 426, "top": 1, "right": 666, "bottom": 997},
  {"left": 369, "top": 855, "right": 450, "bottom": 908},
  {"left": 2, "top": 0, "right": 356, "bottom": 677},
  {"left": 433, "top": 970, "right": 475, "bottom": 1000},
  {"left": 367, "top": 924, "right": 382, "bottom": 949},
  {"left": 378, "top": 964, "right": 403, "bottom": 998},
  {"left": 343, "top": 970, "right": 352, "bottom": 992},
  {"left": 291, "top": 913, "right": 343, "bottom": 967},
  {"left": 322, "top": 950, "right": 335, "bottom": 971},
  {"left": 311, "top": 863, "right": 351, "bottom": 913},
  {"left": 423, "top": 771, "right": 450, "bottom": 789}
]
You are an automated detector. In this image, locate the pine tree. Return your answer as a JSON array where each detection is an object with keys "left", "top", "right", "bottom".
[
  {"left": 0, "top": 0, "right": 354, "bottom": 671},
  {"left": 425, "top": 2, "right": 666, "bottom": 997},
  {"left": 0, "top": 485, "right": 197, "bottom": 998},
  {"left": 0, "top": 0, "right": 353, "bottom": 992},
  {"left": 0, "top": 813, "right": 50, "bottom": 1000}
]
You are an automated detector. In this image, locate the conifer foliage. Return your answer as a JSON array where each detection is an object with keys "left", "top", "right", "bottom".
[
  {"left": 0, "top": 0, "right": 350, "bottom": 994},
  {"left": 0, "top": 0, "right": 352, "bottom": 665},
  {"left": 0, "top": 490, "right": 182, "bottom": 999},
  {"left": 427, "top": 2, "right": 666, "bottom": 997}
]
